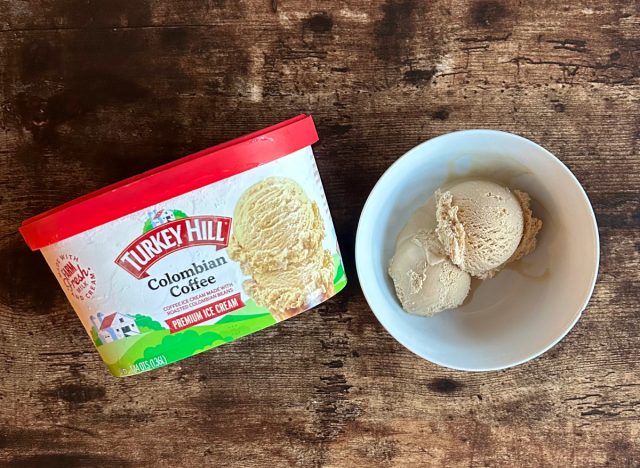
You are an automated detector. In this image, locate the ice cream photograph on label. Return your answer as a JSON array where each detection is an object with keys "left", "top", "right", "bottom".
[
  {"left": 228, "top": 177, "right": 336, "bottom": 321},
  {"left": 19, "top": 116, "right": 347, "bottom": 377}
]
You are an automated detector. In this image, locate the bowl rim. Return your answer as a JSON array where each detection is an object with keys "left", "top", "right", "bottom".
[{"left": 355, "top": 129, "right": 600, "bottom": 371}]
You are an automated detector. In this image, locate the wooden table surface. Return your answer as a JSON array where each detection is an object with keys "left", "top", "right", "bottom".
[{"left": 1, "top": 1, "right": 639, "bottom": 467}]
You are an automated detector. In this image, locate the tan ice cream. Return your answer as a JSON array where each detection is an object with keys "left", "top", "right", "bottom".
[
  {"left": 228, "top": 176, "right": 325, "bottom": 275},
  {"left": 390, "top": 179, "right": 542, "bottom": 317},
  {"left": 228, "top": 177, "right": 334, "bottom": 319},
  {"left": 244, "top": 249, "right": 334, "bottom": 321},
  {"left": 389, "top": 230, "right": 471, "bottom": 316},
  {"left": 436, "top": 180, "right": 526, "bottom": 279}
]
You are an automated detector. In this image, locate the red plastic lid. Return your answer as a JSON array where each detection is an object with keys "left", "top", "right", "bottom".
[{"left": 20, "top": 115, "right": 319, "bottom": 250}]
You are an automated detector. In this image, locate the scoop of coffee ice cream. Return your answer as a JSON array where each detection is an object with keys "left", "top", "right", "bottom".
[
  {"left": 228, "top": 176, "right": 334, "bottom": 320},
  {"left": 389, "top": 230, "right": 471, "bottom": 316},
  {"left": 436, "top": 180, "right": 524, "bottom": 279},
  {"left": 228, "top": 177, "right": 325, "bottom": 275}
]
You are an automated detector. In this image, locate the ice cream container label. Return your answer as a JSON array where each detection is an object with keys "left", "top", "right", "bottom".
[{"left": 20, "top": 115, "right": 347, "bottom": 377}]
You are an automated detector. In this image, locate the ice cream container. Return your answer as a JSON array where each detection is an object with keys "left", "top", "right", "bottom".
[{"left": 20, "top": 115, "right": 347, "bottom": 377}]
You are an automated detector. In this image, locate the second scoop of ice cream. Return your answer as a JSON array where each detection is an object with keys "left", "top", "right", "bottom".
[
  {"left": 389, "top": 230, "right": 471, "bottom": 316},
  {"left": 436, "top": 180, "right": 525, "bottom": 279},
  {"left": 244, "top": 248, "right": 334, "bottom": 321}
]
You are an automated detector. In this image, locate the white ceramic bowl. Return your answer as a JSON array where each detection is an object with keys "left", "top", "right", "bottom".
[{"left": 356, "top": 130, "right": 599, "bottom": 371}]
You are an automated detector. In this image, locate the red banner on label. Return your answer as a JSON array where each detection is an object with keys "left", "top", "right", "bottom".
[
  {"left": 165, "top": 293, "right": 245, "bottom": 333},
  {"left": 115, "top": 216, "right": 231, "bottom": 278}
]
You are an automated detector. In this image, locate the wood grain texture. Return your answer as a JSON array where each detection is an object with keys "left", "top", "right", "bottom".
[{"left": 0, "top": 0, "right": 638, "bottom": 467}]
